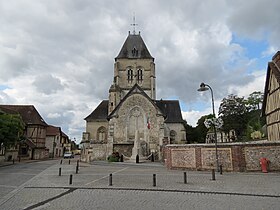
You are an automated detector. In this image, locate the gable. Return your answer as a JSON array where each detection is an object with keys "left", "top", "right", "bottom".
[
  {"left": 108, "top": 84, "right": 162, "bottom": 119},
  {"left": 262, "top": 61, "right": 280, "bottom": 116}
]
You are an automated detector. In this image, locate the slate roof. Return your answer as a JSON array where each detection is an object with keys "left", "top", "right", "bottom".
[
  {"left": 0, "top": 105, "right": 48, "bottom": 126},
  {"left": 262, "top": 53, "right": 280, "bottom": 116},
  {"left": 115, "top": 33, "right": 154, "bottom": 60},
  {"left": 107, "top": 84, "right": 163, "bottom": 120},
  {"left": 155, "top": 100, "right": 185, "bottom": 123},
  {"left": 84, "top": 100, "right": 109, "bottom": 121},
  {"left": 86, "top": 85, "right": 184, "bottom": 124}
]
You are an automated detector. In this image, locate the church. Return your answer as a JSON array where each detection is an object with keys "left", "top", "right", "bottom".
[{"left": 81, "top": 31, "right": 187, "bottom": 162}]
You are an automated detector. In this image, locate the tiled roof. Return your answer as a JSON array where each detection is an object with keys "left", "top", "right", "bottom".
[
  {"left": 84, "top": 100, "right": 109, "bottom": 121},
  {"left": 0, "top": 105, "right": 47, "bottom": 126},
  {"left": 0, "top": 106, "right": 19, "bottom": 114},
  {"left": 155, "top": 100, "right": 184, "bottom": 123},
  {"left": 61, "top": 131, "right": 68, "bottom": 137},
  {"left": 46, "top": 125, "right": 61, "bottom": 136},
  {"left": 115, "top": 33, "right": 154, "bottom": 60}
]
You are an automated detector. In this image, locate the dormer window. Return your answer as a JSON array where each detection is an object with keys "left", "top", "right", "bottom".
[
  {"left": 132, "top": 47, "right": 138, "bottom": 57},
  {"left": 127, "top": 68, "right": 133, "bottom": 82}
]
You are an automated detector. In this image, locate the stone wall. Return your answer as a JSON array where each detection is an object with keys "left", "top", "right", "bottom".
[
  {"left": 113, "top": 143, "right": 134, "bottom": 157},
  {"left": 166, "top": 123, "right": 186, "bottom": 143},
  {"left": 164, "top": 141, "right": 280, "bottom": 172},
  {"left": 90, "top": 144, "right": 108, "bottom": 160},
  {"left": 86, "top": 120, "right": 108, "bottom": 143},
  {"left": 115, "top": 58, "right": 155, "bottom": 98},
  {"left": 33, "top": 148, "right": 49, "bottom": 160}
]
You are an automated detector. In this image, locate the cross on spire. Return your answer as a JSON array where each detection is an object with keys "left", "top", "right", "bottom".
[{"left": 130, "top": 13, "right": 138, "bottom": 35}]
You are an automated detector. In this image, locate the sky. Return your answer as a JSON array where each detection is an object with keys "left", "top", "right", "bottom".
[{"left": 0, "top": 0, "right": 280, "bottom": 143}]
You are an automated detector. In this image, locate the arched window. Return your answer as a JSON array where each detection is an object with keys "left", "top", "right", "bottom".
[
  {"left": 170, "top": 130, "right": 177, "bottom": 144},
  {"left": 127, "top": 69, "right": 133, "bottom": 82},
  {"left": 137, "top": 69, "right": 143, "bottom": 82},
  {"left": 97, "top": 126, "right": 107, "bottom": 143}
]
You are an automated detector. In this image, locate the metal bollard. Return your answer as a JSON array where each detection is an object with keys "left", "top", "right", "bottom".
[
  {"left": 184, "top": 172, "right": 187, "bottom": 184},
  {"left": 136, "top": 154, "right": 139, "bottom": 163},
  {"left": 69, "top": 159, "right": 71, "bottom": 165},
  {"left": 60, "top": 159, "right": 63, "bottom": 164},
  {"left": 59, "top": 167, "right": 61, "bottom": 176},
  {"left": 211, "top": 169, "right": 216, "bottom": 181},
  {"left": 151, "top": 153, "right": 154, "bottom": 162},
  {"left": 219, "top": 165, "right": 223, "bottom": 175},
  {"left": 76, "top": 165, "right": 79, "bottom": 174},
  {"left": 13, "top": 159, "right": 15, "bottom": 164},
  {"left": 77, "top": 160, "right": 79, "bottom": 167},
  {"left": 69, "top": 174, "right": 73, "bottom": 185},
  {"left": 153, "top": 174, "right": 156, "bottom": 187},
  {"left": 109, "top": 174, "right": 112, "bottom": 186}
]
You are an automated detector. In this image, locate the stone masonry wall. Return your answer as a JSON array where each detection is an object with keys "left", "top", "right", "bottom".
[{"left": 164, "top": 141, "right": 280, "bottom": 172}]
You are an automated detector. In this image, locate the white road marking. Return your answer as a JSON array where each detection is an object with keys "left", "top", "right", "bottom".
[{"left": 85, "top": 167, "right": 129, "bottom": 186}]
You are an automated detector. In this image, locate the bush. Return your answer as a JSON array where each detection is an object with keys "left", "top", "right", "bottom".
[{"left": 107, "top": 152, "right": 120, "bottom": 162}]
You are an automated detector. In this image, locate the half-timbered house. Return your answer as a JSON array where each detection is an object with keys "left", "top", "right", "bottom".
[{"left": 262, "top": 51, "right": 280, "bottom": 141}]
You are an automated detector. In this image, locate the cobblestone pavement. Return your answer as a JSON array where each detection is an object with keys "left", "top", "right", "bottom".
[{"left": 0, "top": 160, "right": 280, "bottom": 210}]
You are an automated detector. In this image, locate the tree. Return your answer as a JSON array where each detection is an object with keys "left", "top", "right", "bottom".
[
  {"left": 194, "top": 114, "right": 214, "bottom": 143},
  {"left": 244, "top": 91, "right": 265, "bottom": 140},
  {"left": 185, "top": 123, "right": 196, "bottom": 143},
  {"left": 218, "top": 94, "right": 247, "bottom": 140},
  {"left": 0, "top": 113, "right": 25, "bottom": 149},
  {"left": 244, "top": 91, "right": 264, "bottom": 111}
]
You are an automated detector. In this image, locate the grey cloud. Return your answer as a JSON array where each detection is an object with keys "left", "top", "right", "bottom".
[
  {"left": 33, "top": 74, "right": 64, "bottom": 94},
  {"left": 227, "top": 0, "right": 280, "bottom": 47},
  {"left": 0, "top": 0, "right": 278, "bottom": 141}
]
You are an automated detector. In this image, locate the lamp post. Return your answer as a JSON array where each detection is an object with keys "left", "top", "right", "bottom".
[{"left": 198, "top": 82, "right": 219, "bottom": 172}]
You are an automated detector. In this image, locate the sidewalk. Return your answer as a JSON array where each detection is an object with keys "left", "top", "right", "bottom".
[
  {"left": 0, "top": 160, "right": 15, "bottom": 167},
  {"left": 19, "top": 160, "right": 280, "bottom": 196},
  {"left": 0, "top": 158, "right": 61, "bottom": 167},
  {"left": 1, "top": 160, "right": 279, "bottom": 210}
]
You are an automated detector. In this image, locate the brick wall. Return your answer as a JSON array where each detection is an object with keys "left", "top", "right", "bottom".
[{"left": 164, "top": 141, "right": 280, "bottom": 172}]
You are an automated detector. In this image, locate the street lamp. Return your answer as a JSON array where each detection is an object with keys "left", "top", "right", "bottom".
[{"left": 197, "top": 82, "right": 219, "bottom": 172}]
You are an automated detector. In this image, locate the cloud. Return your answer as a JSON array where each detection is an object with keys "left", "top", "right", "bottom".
[
  {"left": 33, "top": 74, "right": 64, "bottom": 95},
  {"left": 227, "top": 0, "right": 280, "bottom": 49},
  {"left": 0, "top": 0, "right": 279, "bottom": 142}
]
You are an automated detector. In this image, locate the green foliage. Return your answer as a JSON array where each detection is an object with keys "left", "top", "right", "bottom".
[
  {"left": 0, "top": 113, "right": 25, "bottom": 148},
  {"left": 184, "top": 123, "right": 196, "bottom": 143},
  {"left": 218, "top": 94, "right": 248, "bottom": 140},
  {"left": 107, "top": 152, "right": 120, "bottom": 162},
  {"left": 186, "top": 91, "right": 265, "bottom": 143},
  {"left": 244, "top": 91, "right": 264, "bottom": 111},
  {"left": 245, "top": 109, "right": 266, "bottom": 140},
  {"left": 185, "top": 114, "right": 214, "bottom": 143},
  {"left": 217, "top": 92, "right": 265, "bottom": 141}
]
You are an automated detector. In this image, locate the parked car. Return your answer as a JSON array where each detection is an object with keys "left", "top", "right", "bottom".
[{"left": 63, "top": 152, "right": 74, "bottom": 159}]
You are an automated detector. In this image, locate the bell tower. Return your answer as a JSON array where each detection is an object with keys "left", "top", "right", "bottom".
[{"left": 108, "top": 31, "right": 156, "bottom": 114}]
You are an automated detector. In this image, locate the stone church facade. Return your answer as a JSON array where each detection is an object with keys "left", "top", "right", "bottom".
[{"left": 81, "top": 31, "right": 186, "bottom": 162}]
